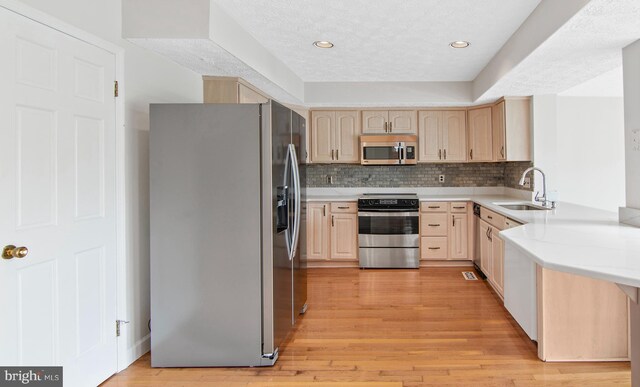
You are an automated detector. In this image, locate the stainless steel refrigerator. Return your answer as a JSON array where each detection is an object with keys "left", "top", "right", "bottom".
[{"left": 149, "top": 101, "right": 307, "bottom": 367}]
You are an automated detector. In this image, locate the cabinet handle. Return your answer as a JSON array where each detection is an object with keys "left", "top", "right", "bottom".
[
  {"left": 331, "top": 215, "right": 334, "bottom": 227},
  {"left": 428, "top": 205, "right": 440, "bottom": 209},
  {"left": 323, "top": 205, "right": 326, "bottom": 216},
  {"left": 428, "top": 247, "right": 440, "bottom": 250},
  {"left": 389, "top": 122, "right": 393, "bottom": 132},
  {"left": 384, "top": 122, "right": 388, "bottom": 133},
  {"left": 452, "top": 215, "right": 455, "bottom": 227},
  {"left": 488, "top": 228, "right": 493, "bottom": 241},
  {"left": 438, "top": 149, "right": 442, "bottom": 160},
  {"left": 443, "top": 149, "right": 446, "bottom": 160},
  {"left": 338, "top": 206, "right": 350, "bottom": 209},
  {"left": 487, "top": 215, "right": 493, "bottom": 219},
  {"left": 336, "top": 150, "right": 339, "bottom": 161},
  {"left": 427, "top": 224, "right": 441, "bottom": 227},
  {"left": 470, "top": 149, "right": 473, "bottom": 160},
  {"left": 453, "top": 206, "right": 465, "bottom": 209},
  {"left": 486, "top": 227, "right": 490, "bottom": 239},
  {"left": 501, "top": 146, "right": 505, "bottom": 158}
]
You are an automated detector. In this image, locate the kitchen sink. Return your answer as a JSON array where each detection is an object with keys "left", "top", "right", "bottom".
[{"left": 497, "top": 203, "right": 551, "bottom": 211}]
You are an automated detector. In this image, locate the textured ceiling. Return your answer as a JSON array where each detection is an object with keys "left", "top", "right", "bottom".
[
  {"left": 212, "top": 0, "right": 541, "bottom": 82},
  {"left": 480, "top": 0, "right": 640, "bottom": 101}
]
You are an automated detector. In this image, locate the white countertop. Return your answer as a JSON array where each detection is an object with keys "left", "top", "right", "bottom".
[{"left": 305, "top": 187, "right": 640, "bottom": 288}]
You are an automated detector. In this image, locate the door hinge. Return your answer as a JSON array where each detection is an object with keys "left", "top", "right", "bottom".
[
  {"left": 116, "top": 319, "right": 129, "bottom": 337},
  {"left": 114, "top": 80, "right": 119, "bottom": 97}
]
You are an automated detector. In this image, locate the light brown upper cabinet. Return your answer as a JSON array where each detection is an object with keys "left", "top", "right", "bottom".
[
  {"left": 203, "top": 76, "right": 269, "bottom": 104},
  {"left": 362, "top": 110, "right": 417, "bottom": 134},
  {"left": 467, "top": 106, "right": 493, "bottom": 162},
  {"left": 492, "top": 97, "right": 532, "bottom": 161},
  {"left": 310, "top": 111, "right": 360, "bottom": 163},
  {"left": 418, "top": 110, "right": 466, "bottom": 162}
]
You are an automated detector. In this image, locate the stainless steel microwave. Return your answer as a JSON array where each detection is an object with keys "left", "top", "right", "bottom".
[{"left": 360, "top": 135, "right": 417, "bottom": 165}]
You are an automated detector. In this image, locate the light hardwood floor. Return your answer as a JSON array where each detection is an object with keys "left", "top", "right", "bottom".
[{"left": 103, "top": 268, "right": 630, "bottom": 386}]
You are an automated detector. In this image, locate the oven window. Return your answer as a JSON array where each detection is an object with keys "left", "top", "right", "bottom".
[
  {"left": 358, "top": 215, "right": 418, "bottom": 235},
  {"left": 363, "top": 146, "right": 399, "bottom": 160}
]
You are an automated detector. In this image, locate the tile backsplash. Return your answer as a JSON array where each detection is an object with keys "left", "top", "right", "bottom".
[{"left": 303, "top": 161, "right": 533, "bottom": 190}]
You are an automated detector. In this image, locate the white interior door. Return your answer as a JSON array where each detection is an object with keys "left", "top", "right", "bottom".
[{"left": 0, "top": 7, "right": 117, "bottom": 387}]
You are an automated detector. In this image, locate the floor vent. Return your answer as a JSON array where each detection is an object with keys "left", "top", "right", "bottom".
[{"left": 462, "top": 271, "right": 478, "bottom": 280}]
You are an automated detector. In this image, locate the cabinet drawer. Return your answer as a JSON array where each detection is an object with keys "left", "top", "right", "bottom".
[
  {"left": 421, "top": 237, "right": 448, "bottom": 259},
  {"left": 421, "top": 202, "right": 448, "bottom": 213},
  {"left": 481, "top": 207, "right": 506, "bottom": 230},
  {"left": 449, "top": 202, "right": 468, "bottom": 213},
  {"left": 504, "top": 218, "right": 522, "bottom": 229},
  {"left": 330, "top": 202, "right": 357, "bottom": 213},
  {"left": 421, "top": 213, "right": 448, "bottom": 236}
]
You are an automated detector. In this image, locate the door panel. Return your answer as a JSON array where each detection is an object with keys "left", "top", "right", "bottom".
[
  {"left": 492, "top": 101, "right": 506, "bottom": 161},
  {"left": 361, "top": 110, "right": 388, "bottom": 134},
  {"left": 270, "top": 101, "right": 294, "bottom": 348},
  {"left": 449, "top": 213, "right": 468, "bottom": 259},
  {"left": 311, "top": 111, "right": 334, "bottom": 162},
  {"left": 418, "top": 111, "right": 441, "bottom": 162},
  {"left": 330, "top": 213, "right": 357, "bottom": 260},
  {"left": 16, "top": 106, "right": 57, "bottom": 228},
  {"left": 468, "top": 107, "right": 493, "bottom": 162},
  {"left": 0, "top": 8, "right": 117, "bottom": 386},
  {"left": 335, "top": 111, "right": 359, "bottom": 163},
  {"left": 306, "top": 203, "right": 329, "bottom": 260},
  {"left": 492, "top": 234, "right": 505, "bottom": 296},
  {"left": 442, "top": 111, "right": 467, "bottom": 162},
  {"left": 479, "top": 220, "right": 492, "bottom": 275},
  {"left": 388, "top": 110, "right": 417, "bottom": 134}
]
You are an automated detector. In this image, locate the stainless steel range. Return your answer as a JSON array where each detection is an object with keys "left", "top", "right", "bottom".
[{"left": 358, "top": 193, "right": 420, "bottom": 268}]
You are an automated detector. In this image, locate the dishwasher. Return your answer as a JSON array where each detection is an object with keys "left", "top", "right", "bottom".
[{"left": 472, "top": 203, "right": 486, "bottom": 279}]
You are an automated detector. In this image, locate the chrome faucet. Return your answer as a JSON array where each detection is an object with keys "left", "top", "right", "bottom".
[{"left": 519, "top": 167, "right": 555, "bottom": 208}]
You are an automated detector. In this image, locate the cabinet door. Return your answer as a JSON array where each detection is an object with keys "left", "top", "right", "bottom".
[
  {"left": 307, "top": 203, "right": 329, "bottom": 260},
  {"left": 479, "top": 220, "right": 492, "bottom": 276},
  {"left": 492, "top": 232, "right": 504, "bottom": 296},
  {"left": 467, "top": 107, "right": 493, "bottom": 162},
  {"left": 362, "top": 110, "right": 388, "bottom": 134},
  {"left": 492, "top": 101, "right": 506, "bottom": 161},
  {"left": 335, "top": 111, "right": 360, "bottom": 163},
  {"left": 442, "top": 111, "right": 467, "bottom": 162},
  {"left": 449, "top": 213, "right": 468, "bottom": 260},
  {"left": 311, "top": 111, "right": 335, "bottom": 163},
  {"left": 330, "top": 213, "right": 358, "bottom": 260},
  {"left": 238, "top": 83, "right": 269, "bottom": 104},
  {"left": 388, "top": 110, "right": 417, "bottom": 134},
  {"left": 418, "top": 111, "right": 441, "bottom": 162}
]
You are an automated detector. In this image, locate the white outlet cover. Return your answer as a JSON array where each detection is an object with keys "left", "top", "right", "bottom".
[{"left": 439, "top": 175, "right": 445, "bottom": 183}]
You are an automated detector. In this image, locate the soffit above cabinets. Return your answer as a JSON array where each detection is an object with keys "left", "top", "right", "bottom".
[
  {"left": 123, "top": 0, "right": 640, "bottom": 107},
  {"left": 211, "top": 0, "right": 541, "bottom": 83}
]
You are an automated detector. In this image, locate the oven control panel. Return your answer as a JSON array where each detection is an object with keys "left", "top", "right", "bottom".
[{"left": 358, "top": 197, "right": 419, "bottom": 211}]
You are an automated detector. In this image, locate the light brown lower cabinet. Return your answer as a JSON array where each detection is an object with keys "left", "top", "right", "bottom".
[
  {"left": 420, "top": 201, "right": 472, "bottom": 262},
  {"left": 305, "top": 201, "right": 358, "bottom": 266},
  {"left": 479, "top": 218, "right": 505, "bottom": 298},
  {"left": 537, "top": 266, "right": 630, "bottom": 361},
  {"left": 306, "top": 202, "right": 329, "bottom": 260}
]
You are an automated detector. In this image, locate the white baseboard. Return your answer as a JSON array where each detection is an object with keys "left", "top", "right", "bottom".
[
  {"left": 118, "top": 334, "right": 150, "bottom": 372},
  {"left": 620, "top": 206, "right": 640, "bottom": 228}
]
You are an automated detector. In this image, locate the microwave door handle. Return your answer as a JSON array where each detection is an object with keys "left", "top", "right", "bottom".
[{"left": 398, "top": 142, "right": 405, "bottom": 164}]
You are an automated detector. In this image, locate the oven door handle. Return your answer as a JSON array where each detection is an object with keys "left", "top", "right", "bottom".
[{"left": 358, "top": 211, "right": 419, "bottom": 217}]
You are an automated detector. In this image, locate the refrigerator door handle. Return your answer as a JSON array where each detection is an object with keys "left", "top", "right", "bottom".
[
  {"left": 283, "top": 146, "right": 293, "bottom": 259},
  {"left": 288, "top": 144, "right": 302, "bottom": 260}
]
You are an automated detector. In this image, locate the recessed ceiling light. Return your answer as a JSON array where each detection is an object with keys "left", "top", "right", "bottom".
[
  {"left": 450, "top": 41, "right": 470, "bottom": 49},
  {"left": 313, "top": 40, "right": 334, "bottom": 49}
]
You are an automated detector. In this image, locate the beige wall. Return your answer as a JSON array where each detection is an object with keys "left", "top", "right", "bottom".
[{"left": 15, "top": 0, "right": 203, "bottom": 369}]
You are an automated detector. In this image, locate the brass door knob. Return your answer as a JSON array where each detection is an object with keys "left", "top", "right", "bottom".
[{"left": 2, "top": 245, "right": 29, "bottom": 259}]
